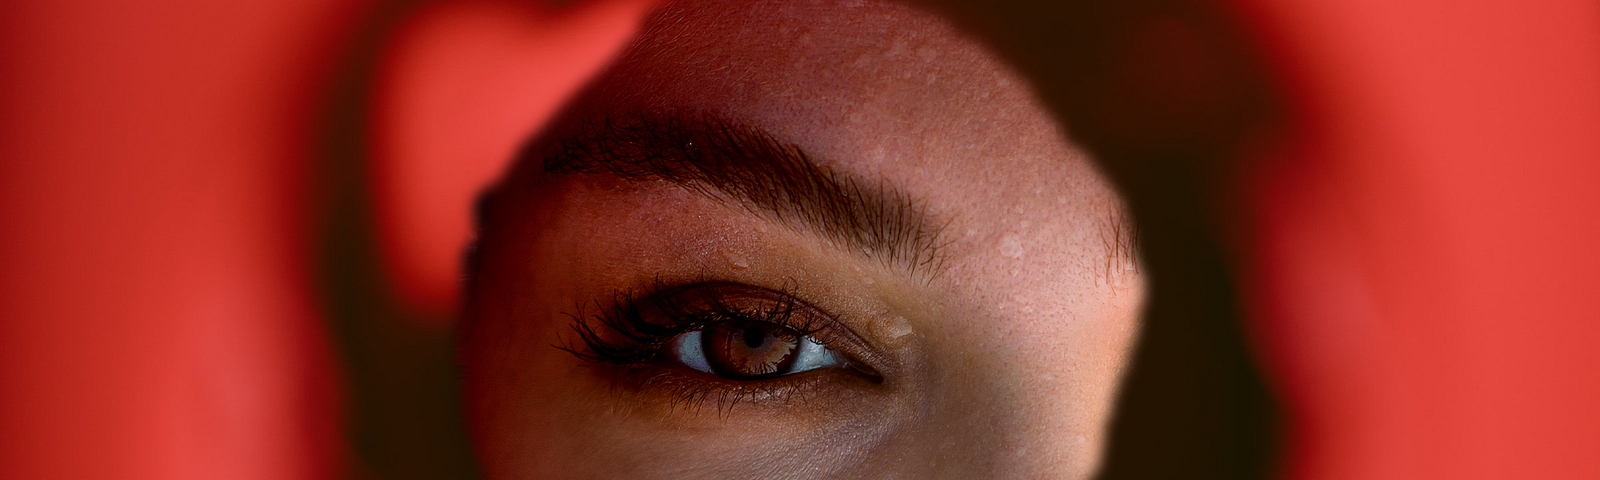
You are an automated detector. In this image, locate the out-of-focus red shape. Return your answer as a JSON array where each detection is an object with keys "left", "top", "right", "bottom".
[
  {"left": 0, "top": 0, "right": 364, "bottom": 478},
  {"left": 371, "top": 0, "right": 655, "bottom": 314},
  {"left": 0, "top": 0, "right": 656, "bottom": 475},
  {"left": 0, "top": 0, "right": 653, "bottom": 476},
  {"left": 1231, "top": 0, "right": 1600, "bottom": 479},
  {"left": 4, "top": 0, "right": 1598, "bottom": 478}
]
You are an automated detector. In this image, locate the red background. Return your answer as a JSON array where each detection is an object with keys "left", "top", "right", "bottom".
[{"left": 1, "top": 0, "right": 1595, "bottom": 478}]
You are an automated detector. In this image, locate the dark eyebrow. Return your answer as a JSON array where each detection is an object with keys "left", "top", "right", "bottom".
[{"left": 532, "top": 112, "right": 948, "bottom": 275}]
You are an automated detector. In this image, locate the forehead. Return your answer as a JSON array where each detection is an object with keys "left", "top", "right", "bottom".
[
  {"left": 610, "top": 0, "right": 1011, "bottom": 125},
  {"left": 573, "top": 0, "right": 1110, "bottom": 215},
  {"left": 598, "top": 0, "right": 1043, "bottom": 148}
]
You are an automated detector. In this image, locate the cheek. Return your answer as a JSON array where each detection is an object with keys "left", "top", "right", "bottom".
[{"left": 882, "top": 220, "right": 1143, "bottom": 467}]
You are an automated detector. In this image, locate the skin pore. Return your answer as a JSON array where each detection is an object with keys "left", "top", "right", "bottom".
[{"left": 461, "top": 0, "right": 1145, "bottom": 478}]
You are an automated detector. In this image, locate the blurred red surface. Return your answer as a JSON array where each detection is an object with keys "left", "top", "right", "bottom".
[
  {"left": 371, "top": 0, "right": 653, "bottom": 314},
  {"left": 1235, "top": 0, "right": 1600, "bottom": 478},
  {"left": 0, "top": 0, "right": 364, "bottom": 478},
  {"left": 1, "top": 0, "right": 1596, "bottom": 478}
]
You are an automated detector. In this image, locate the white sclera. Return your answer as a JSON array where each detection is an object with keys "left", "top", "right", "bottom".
[
  {"left": 665, "top": 329, "right": 843, "bottom": 376},
  {"left": 668, "top": 330, "right": 713, "bottom": 374},
  {"left": 789, "top": 337, "right": 842, "bottom": 373}
]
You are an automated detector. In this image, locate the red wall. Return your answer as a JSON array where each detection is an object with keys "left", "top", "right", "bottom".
[
  {"left": 2, "top": 0, "right": 1596, "bottom": 478},
  {"left": 0, "top": 0, "right": 364, "bottom": 478},
  {"left": 1234, "top": 0, "right": 1600, "bottom": 477}
]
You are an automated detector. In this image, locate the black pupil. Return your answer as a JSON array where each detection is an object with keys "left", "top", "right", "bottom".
[{"left": 742, "top": 327, "right": 766, "bottom": 348}]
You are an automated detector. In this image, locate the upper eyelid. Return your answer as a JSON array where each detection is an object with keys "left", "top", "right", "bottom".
[
  {"left": 658, "top": 284, "right": 817, "bottom": 334},
  {"left": 572, "top": 281, "right": 887, "bottom": 375},
  {"left": 650, "top": 283, "right": 850, "bottom": 345}
]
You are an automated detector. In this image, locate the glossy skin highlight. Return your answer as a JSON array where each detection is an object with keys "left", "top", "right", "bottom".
[{"left": 461, "top": 1, "right": 1144, "bottom": 478}]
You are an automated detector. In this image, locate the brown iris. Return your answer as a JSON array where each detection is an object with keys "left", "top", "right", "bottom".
[{"left": 702, "top": 320, "right": 801, "bottom": 380}]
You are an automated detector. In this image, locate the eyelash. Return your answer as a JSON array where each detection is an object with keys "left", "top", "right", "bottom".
[
  {"left": 560, "top": 282, "right": 820, "bottom": 365},
  {"left": 558, "top": 281, "right": 877, "bottom": 412}
]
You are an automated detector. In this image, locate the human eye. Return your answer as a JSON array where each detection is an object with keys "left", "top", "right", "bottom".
[
  {"left": 666, "top": 321, "right": 842, "bottom": 380},
  {"left": 561, "top": 281, "right": 883, "bottom": 407}
]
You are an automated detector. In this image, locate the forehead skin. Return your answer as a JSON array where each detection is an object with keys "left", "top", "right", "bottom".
[
  {"left": 577, "top": 0, "right": 1135, "bottom": 312},
  {"left": 476, "top": 0, "right": 1144, "bottom": 478}
]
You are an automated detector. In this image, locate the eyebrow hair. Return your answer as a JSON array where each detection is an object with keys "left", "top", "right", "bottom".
[{"left": 532, "top": 112, "right": 949, "bottom": 276}]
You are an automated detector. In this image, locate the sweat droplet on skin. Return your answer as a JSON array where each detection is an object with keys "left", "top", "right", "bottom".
[
  {"left": 721, "top": 250, "right": 749, "bottom": 269},
  {"left": 999, "top": 232, "right": 1024, "bottom": 259},
  {"left": 873, "top": 315, "right": 914, "bottom": 348}
]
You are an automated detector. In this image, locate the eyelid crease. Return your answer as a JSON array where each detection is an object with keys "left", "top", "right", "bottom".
[{"left": 531, "top": 111, "right": 951, "bottom": 279}]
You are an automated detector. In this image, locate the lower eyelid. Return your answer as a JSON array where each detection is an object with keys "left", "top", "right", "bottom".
[{"left": 615, "top": 362, "right": 843, "bottom": 415}]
